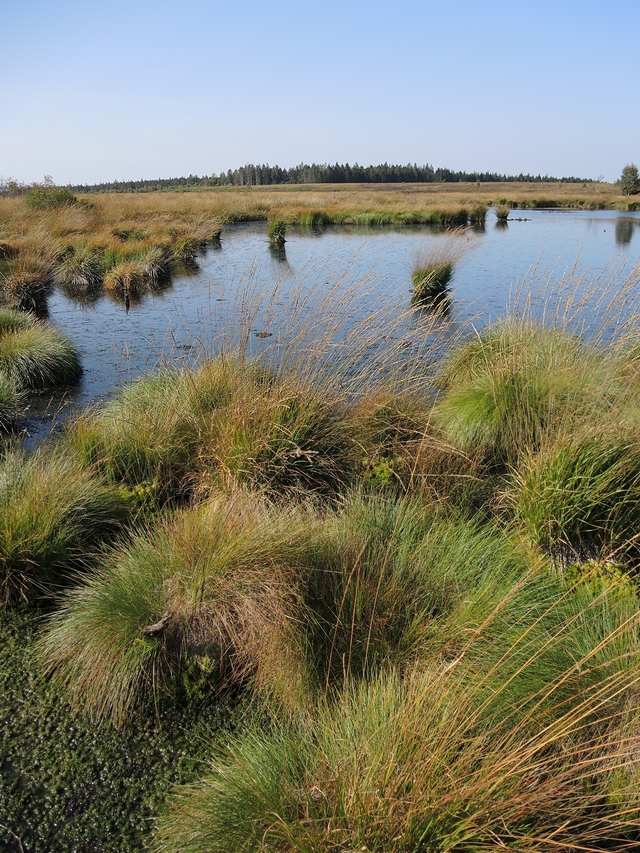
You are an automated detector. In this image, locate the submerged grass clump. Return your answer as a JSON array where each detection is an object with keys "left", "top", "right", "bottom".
[{"left": 267, "top": 217, "right": 287, "bottom": 246}]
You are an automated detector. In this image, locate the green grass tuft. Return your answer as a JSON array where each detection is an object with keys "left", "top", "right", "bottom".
[
  {"left": 434, "top": 320, "right": 616, "bottom": 468},
  {"left": 39, "top": 493, "right": 315, "bottom": 724},
  {"left": 0, "top": 313, "right": 82, "bottom": 389},
  {"left": 0, "top": 448, "right": 130, "bottom": 606}
]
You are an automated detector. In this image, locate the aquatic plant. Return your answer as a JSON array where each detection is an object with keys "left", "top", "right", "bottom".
[
  {"left": 39, "top": 493, "right": 314, "bottom": 723},
  {"left": 495, "top": 203, "right": 510, "bottom": 222},
  {"left": 410, "top": 230, "right": 472, "bottom": 310},
  {"left": 0, "top": 607, "right": 240, "bottom": 853},
  {"left": 0, "top": 448, "right": 129, "bottom": 606},
  {"left": 267, "top": 218, "right": 286, "bottom": 247}
]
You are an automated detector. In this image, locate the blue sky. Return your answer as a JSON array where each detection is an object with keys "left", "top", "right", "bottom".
[{"left": 1, "top": 0, "right": 638, "bottom": 185}]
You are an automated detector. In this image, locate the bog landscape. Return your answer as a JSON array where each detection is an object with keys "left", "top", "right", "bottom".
[{"left": 2, "top": 174, "right": 640, "bottom": 852}]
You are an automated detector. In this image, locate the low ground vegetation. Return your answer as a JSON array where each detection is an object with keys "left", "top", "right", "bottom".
[{"left": 4, "top": 253, "right": 640, "bottom": 850}]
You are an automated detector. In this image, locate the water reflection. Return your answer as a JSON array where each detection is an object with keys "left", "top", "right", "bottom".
[
  {"left": 27, "top": 209, "right": 640, "bottom": 446},
  {"left": 268, "top": 243, "right": 289, "bottom": 266},
  {"left": 615, "top": 218, "right": 636, "bottom": 247}
]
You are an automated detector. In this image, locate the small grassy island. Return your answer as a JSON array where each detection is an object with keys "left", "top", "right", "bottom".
[{"left": 2, "top": 181, "right": 640, "bottom": 851}]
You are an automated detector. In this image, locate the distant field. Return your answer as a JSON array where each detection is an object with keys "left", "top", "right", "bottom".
[{"left": 97, "top": 180, "right": 632, "bottom": 214}]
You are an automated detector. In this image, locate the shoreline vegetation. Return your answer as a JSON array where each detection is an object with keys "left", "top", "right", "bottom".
[
  {"left": 3, "top": 182, "right": 640, "bottom": 850},
  {"left": 1, "top": 179, "right": 636, "bottom": 316}
]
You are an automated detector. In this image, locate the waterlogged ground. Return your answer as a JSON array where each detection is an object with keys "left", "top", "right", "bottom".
[{"left": 25, "top": 208, "right": 640, "bottom": 443}]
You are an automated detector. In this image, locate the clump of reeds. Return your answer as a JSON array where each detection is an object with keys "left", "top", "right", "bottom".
[
  {"left": 267, "top": 218, "right": 287, "bottom": 247},
  {"left": 38, "top": 493, "right": 315, "bottom": 723},
  {"left": 410, "top": 231, "right": 471, "bottom": 311},
  {"left": 0, "top": 309, "right": 82, "bottom": 390},
  {"left": 0, "top": 448, "right": 130, "bottom": 606},
  {"left": 495, "top": 203, "right": 510, "bottom": 222}
]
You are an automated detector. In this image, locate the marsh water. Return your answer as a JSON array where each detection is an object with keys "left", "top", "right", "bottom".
[{"left": 25, "top": 208, "right": 640, "bottom": 443}]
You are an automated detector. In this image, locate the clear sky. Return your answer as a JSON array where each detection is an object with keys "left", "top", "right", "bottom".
[{"left": 2, "top": 0, "right": 638, "bottom": 185}]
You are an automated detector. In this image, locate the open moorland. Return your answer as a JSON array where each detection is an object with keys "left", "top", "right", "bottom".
[{"left": 2, "top": 183, "right": 640, "bottom": 852}]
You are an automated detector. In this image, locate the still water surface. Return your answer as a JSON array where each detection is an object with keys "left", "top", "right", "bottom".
[{"left": 27, "top": 208, "right": 640, "bottom": 442}]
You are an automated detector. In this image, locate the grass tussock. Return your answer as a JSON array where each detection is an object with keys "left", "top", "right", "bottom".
[
  {"left": 0, "top": 448, "right": 130, "bottom": 606},
  {"left": 154, "top": 574, "right": 640, "bottom": 853},
  {"left": 508, "top": 423, "right": 640, "bottom": 566},
  {"left": 68, "top": 356, "right": 359, "bottom": 505},
  {"left": 39, "top": 493, "right": 315, "bottom": 723},
  {"left": 410, "top": 230, "right": 473, "bottom": 310},
  {"left": 0, "top": 249, "right": 56, "bottom": 310},
  {"left": 0, "top": 308, "right": 82, "bottom": 389},
  {"left": 54, "top": 242, "right": 104, "bottom": 297},
  {"left": 433, "top": 319, "right": 617, "bottom": 467},
  {"left": 0, "top": 372, "right": 19, "bottom": 433}
]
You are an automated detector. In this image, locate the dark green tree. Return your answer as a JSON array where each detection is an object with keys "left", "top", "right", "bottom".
[{"left": 619, "top": 163, "right": 640, "bottom": 195}]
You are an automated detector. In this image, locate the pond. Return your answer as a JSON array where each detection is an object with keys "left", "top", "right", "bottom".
[{"left": 25, "top": 208, "right": 640, "bottom": 444}]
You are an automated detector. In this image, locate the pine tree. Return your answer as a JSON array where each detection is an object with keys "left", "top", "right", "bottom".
[{"left": 620, "top": 163, "right": 640, "bottom": 196}]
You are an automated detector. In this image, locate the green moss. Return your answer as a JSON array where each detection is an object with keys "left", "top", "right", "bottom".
[{"left": 0, "top": 607, "right": 240, "bottom": 853}]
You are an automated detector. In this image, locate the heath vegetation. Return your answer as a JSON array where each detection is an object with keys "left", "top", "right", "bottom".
[{"left": 2, "top": 185, "right": 640, "bottom": 850}]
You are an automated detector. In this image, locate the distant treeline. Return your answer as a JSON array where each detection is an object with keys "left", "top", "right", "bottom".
[
  {"left": 0, "top": 164, "right": 593, "bottom": 197},
  {"left": 68, "top": 162, "right": 591, "bottom": 194}
]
